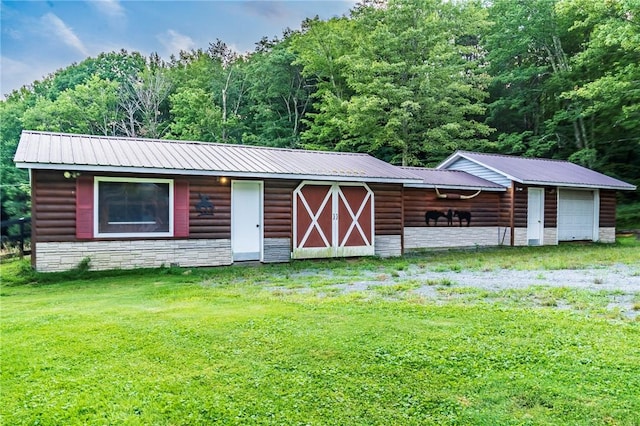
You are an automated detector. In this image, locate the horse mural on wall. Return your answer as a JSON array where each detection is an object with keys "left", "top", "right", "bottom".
[
  {"left": 424, "top": 210, "right": 443, "bottom": 226},
  {"left": 424, "top": 188, "right": 478, "bottom": 227},
  {"left": 425, "top": 209, "right": 472, "bottom": 227},
  {"left": 425, "top": 209, "right": 453, "bottom": 226},
  {"left": 454, "top": 210, "right": 472, "bottom": 227}
]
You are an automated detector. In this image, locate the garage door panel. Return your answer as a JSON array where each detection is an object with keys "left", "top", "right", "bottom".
[{"left": 558, "top": 190, "right": 595, "bottom": 241}]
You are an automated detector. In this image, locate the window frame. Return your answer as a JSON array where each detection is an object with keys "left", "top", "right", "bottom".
[{"left": 94, "top": 176, "right": 174, "bottom": 238}]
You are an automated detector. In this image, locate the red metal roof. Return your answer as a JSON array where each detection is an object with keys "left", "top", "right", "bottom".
[
  {"left": 14, "top": 131, "right": 422, "bottom": 184},
  {"left": 439, "top": 151, "right": 636, "bottom": 190}
]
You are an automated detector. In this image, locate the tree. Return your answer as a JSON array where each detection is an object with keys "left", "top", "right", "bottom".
[
  {"left": 207, "top": 40, "right": 248, "bottom": 143},
  {"left": 118, "top": 67, "right": 173, "bottom": 138},
  {"left": 0, "top": 95, "right": 31, "bottom": 222},
  {"left": 485, "top": 0, "right": 640, "bottom": 190},
  {"left": 243, "top": 36, "right": 312, "bottom": 147},
  {"left": 166, "top": 88, "right": 223, "bottom": 142},
  {"left": 289, "top": 16, "right": 358, "bottom": 150},
  {"left": 294, "top": 0, "right": 492, "bottom": 165},
  {"left": 555, "top": 0, "right": 640, "bottom": 185},
  {"left": 21, "top": 75, "right": 120, "bottom": 135}
]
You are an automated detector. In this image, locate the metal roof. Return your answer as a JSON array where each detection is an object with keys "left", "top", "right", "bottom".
[
  {"left": 14, "top": 131, "right": 422, "bottom": 184},
  {"left": 438, "top": 151, "right": 637, "bottom": 191},
  {"left": 401, "top": 167, "right": 506, "bottom": 191}
]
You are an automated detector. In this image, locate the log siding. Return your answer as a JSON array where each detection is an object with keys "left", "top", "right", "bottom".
[
  {"left": 403, "top": 188, "right": 503, "bottom": 228},
  {"left": 264, "top": 179, "right": 296, "bottom": 239},
  {"left": 369, "top": 183, "right": 404, "bottom": 235},
  {"left": 188, "top": 177, "right": 230, "bottom": 239},
  {"left": 599, "top": 190, "right": 616, "bottom": 228},
  {"left": 32, "top": 170, "right": 76, "bottom": 242}
]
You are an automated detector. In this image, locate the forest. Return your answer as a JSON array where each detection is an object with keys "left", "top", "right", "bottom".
[{"left": 1, "top": 0, "right": 639, "bottom": 223}]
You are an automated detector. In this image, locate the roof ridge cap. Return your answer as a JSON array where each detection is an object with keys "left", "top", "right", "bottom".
[
  {"left": 401, "top": 167, "right": 466, "bottom": 173},
  {"left": 462, "top": 150, "right": 572, "bottom": 164}
]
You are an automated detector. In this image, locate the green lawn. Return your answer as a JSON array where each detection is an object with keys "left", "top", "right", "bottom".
[{"left": 2, "top": 240, "right": 639, "bottom": 425}]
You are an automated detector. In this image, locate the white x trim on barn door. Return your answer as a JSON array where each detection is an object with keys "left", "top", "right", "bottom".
[
  {"left": 297, "top": 185, "right": 333, "bottom": 249},
  {"left": 337, "top": 186, "right": 372, "bottom": 247},
  {"left": 293, "top": 181, "right": 374, "bottom": 259}
]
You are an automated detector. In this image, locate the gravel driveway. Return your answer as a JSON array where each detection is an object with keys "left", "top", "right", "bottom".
[
  {"left": 400, "top": 263, "right": 640, "bottom": 292},
  {"left": 278, "top": 263, "right": 640, "bottom": 320}
]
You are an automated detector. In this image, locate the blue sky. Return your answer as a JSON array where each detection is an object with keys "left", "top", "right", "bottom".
[{"left": 0, "top": 0, "right": 355, "bottom": 98}]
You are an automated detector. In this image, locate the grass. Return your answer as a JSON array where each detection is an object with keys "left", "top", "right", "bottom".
[{"left": 2, "top": 239, "right": 640, "bottom": 425}]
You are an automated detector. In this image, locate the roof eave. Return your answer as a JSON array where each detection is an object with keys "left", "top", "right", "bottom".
[
  {"left": 15, "top": 162, "right": 422, "bottom": 185},
  {"left": 403, "top": 183, "right": 506, "bottom": 191},
  {"left": 521, "top": 180, "right": 637, "bottom": 191}
]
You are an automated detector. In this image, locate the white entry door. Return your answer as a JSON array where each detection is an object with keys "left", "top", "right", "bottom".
[
  {"left": 527, "top": 187, "right": 544, "bottom": 245},
  {"left": 231, "top": 181, "right": 263, "bottom": 261}
]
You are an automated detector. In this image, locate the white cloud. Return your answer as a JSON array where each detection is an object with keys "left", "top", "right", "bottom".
[
  {"left": 41, "top": 13, "right": 89, "bottom": 56},
  {"left": 4, "top": 27, "right": 22, "bottom": 41},
  {"left": 0, "top": 56, "right": 54, "bottom": 98},
  {"left": 88, "top": 0, "right": 125, "bottom": 19},
  {"left": 157, "top": 29, "right": 196, "bottom": 56}
]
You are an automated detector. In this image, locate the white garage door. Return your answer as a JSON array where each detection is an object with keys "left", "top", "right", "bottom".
[{"left": 558, "top": 190, "right": 596, "bottom": 241}]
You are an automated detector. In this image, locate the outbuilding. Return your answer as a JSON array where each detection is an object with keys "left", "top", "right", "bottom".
[
  {"left": 14, "top": 131, "right": 420, "bottom": 271},
  {"left": 401, "top": 168, "right": 509, "bottom": 249},
  {"left": 14, "top": 132, "right": 636, "bottom": 271},
  {"left": 437, "top": 151, "right": 637, "bottom": 246}
]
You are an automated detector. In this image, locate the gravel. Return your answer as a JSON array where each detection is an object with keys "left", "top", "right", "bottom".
[
  {"left": 275, "top": 263, "right": 640, "bottom": 319},
  {"left": 401, "top": 263, "right": 640, "bottom": 292}
]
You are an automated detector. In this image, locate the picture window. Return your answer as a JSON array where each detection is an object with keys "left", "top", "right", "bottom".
[{"left": 95, "top": 177, "right": 173, "bottom": 237}]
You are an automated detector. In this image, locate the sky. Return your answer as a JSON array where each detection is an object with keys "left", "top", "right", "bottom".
[{"left": 0, "top": 0, "right": 356, "bottom": 98}]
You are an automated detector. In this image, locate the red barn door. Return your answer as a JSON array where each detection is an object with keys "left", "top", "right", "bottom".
[{"left": 293, "top": 182, "right": 374, "bottom": 259}]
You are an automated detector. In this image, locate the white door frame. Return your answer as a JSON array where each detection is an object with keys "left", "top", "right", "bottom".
[
  {"left": 527, "top": 187, "right": 544, "bottom": 246},
  {"left": 231, "top": 180, "right": 263, "bottom": 261}
]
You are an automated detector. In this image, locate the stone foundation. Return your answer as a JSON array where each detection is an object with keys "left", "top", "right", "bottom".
[
  {"left": 263, "top": 238, "right": 291, "bottom": 263},
  {"left": 598, "top": 227, "right": 616, "bottom": 243},
  {"left": 404, "top": 227, "right": 506, "bottom": 250},
  {"left": 513, "top": 228, "right": 528, "bottom": 246},
  {"left": 374, "top": 234, "right": 402, "bottom": 258},
  {"left": 35, "top": 239, "right": 233, "bottom": 272},
  {"left": 543, "top": 228, "right": 558, "bottom": 245}
]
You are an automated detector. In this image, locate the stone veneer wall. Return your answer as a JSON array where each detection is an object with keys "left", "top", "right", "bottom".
[
  {"left": 35, "top": 239, "right": 232, "bottom": 272},
  {"left": 374, "top": 235, "right": 402, "bottom": 258},
  {"left": 598, "top": 227, "right": 616, "bottom": 243},
  {"left": 516, "top": 227, "right": 616, "bottom": 245},
  {"left": 263, "top": 238, "right": 291, "bottom": 263},
  {"left": 543, "top": 228, "right": 558, "bottom": 245},
  {"left": 513, "top": 228, "right": 528, "bottom": 246},
  {"left": 404, "top": 227, "right": 506, "bottom": 250}
]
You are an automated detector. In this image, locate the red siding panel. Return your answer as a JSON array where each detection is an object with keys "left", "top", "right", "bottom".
[
  {"left": 174, "top": 180, "right": 190, "bottom": 237},
  {"left": 75, "top": 175, "right": 94, "bottom": 239}
]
